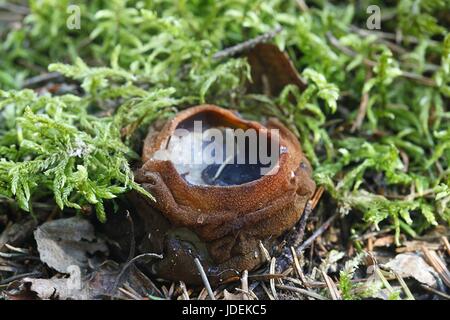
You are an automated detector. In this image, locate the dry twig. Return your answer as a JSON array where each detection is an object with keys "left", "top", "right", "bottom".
[{"left": 194, "top": 257, "right": 216, "bottom": 300}]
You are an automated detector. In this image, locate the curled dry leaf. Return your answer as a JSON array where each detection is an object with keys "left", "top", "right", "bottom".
[
  {"left": 384, "top": 253, "right": 438, "bottom": 287},
  {"left": 246, "top": 43, "right": 306, "bottom": 96},
  {"left": 34, "top": 217, "right": 108, "bottom": 273},
  {"left": 20, "top": 262, "right": 160, "bottom": 300}
]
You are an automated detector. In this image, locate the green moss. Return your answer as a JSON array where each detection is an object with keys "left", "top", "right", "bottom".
[{"left": 0, "top": 0, "right": 449, "bottom": 235}]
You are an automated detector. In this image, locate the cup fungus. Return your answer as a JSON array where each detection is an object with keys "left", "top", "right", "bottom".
[{"left": 128, "top": 105, "right": 315, "bottom": 284}]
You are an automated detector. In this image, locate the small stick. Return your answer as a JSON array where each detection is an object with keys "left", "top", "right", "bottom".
[
  {"left": 276, "top": 284, "right": 327, "bottom": 300},
  {"left": 292, "top": 201, "right": 313, "bottom": 248},
  {"left": 22, "top": 72, "right": 62, "bottom": 88},
  {"left": 111, "top": 253, "right": 163, "bottom": 294},
  {"left": 248, "top": 273, "right": 285, "bottom": 281},
  {"left": 391, "top": 270, "right": 415, "bottom": 300},
  {"left": 420, "top": 284, "right": 450, "bottom": 300},
  {"left": 125, "top": 211, "right": 136, "bottom": 262},
  {"left": 194, "top": 257, "right": 216, "bottom": 300},
  {"left": 296, "top": 213, "right": 338, "bottom": 254},
  {"left": 351, "top": 68, "right": 372, "bottom": 132},
  {"left": 241, "top": 270, "right": 249, "bottom": 300},
  {"left": 213, "top": 26, "right": 283, "bottom": 60},
  {"left": 441, "top": 236, "right": 450, "bottom": 256}
]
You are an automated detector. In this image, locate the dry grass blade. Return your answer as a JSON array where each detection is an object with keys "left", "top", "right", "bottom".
[
  {"left": 422, "top": 246, "right": 450, "bottom": 288},
  {"left": 420, "top": 284, "right": 450, "bottom": 300},
  {"left": 276, "top": 284, "right": 327, "bottom": 300},
  {"left": 310, "top": 186, "right": 325, "bottom": 210},
  {"left": 351, "top": 68, "right": 372, "bottom": 132},
  {"left": 441, "top": 237, "right": 450, "bottom": 256},
  {"left": 179, "top": 281, "right": 190, "bottom": 300},
  {"left": 320, "top": 270, "right": 341, "bottom": 300},
  {"left": 235, "top": 288, "right": 259, "bottom": 300},
  {"left": 270, "top": 257, "right": 278, "bottom": 299},
  {"left": 194, "top": 257, "right": 216, "bottom": 300},
  {"left": 290, "top": 247, "right": 309, "bottom": 288},
  {"left": 391, "top": 270, "right": 415, "bottom": 300},
  {"left": 258, "top": 241, "right": 271, "bottom": 262},
  {"left": 261, "top": 282, "right": 275, "bottom": 300},
  {"left": 111, "top": 253, "right": 163, "bottom": 294}
]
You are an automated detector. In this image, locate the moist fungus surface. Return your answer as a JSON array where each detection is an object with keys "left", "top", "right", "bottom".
[{"left": 129, "top": 105, "right": 316, "bottom": 284}]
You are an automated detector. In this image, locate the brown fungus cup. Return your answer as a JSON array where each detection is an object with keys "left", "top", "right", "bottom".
[{"left": 128, "top": 105, "right": 315, "bottom": 285}]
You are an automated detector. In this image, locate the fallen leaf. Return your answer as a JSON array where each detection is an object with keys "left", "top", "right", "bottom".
[
  {"left": 246, "top": 43, "right": 306, "bottom": 96},
  {"left": 34, "top": 217, "right": 108, "bottom": 273},
  {"left": 0, "top": 219, "right": 37, "bottom": 252},
  {"left": 384, "top": 253, "right": 438, "bottom": 287},
  {"left": 223, "top": 289, "right": 245, "bottom": 300},
  {"left": 20, "top": 261, "right": 161, "bottom": 300}
]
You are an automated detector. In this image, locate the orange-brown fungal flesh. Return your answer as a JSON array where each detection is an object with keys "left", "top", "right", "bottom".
[{"left": 129, "top": 105, "right": 315, "bottom": 284}]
